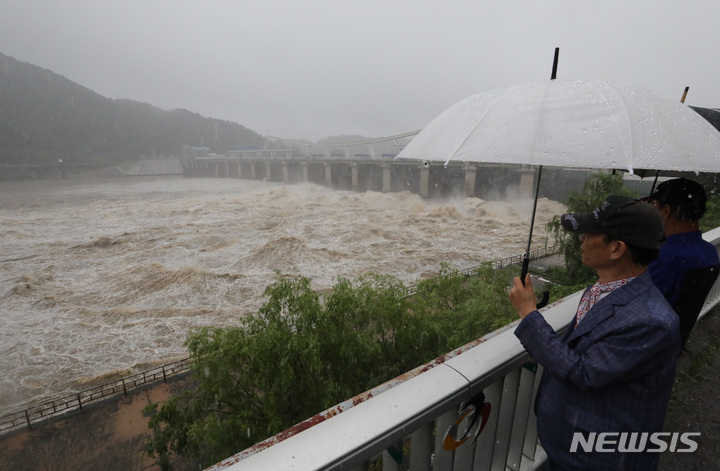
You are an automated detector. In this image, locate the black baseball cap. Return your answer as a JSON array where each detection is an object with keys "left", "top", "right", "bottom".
[
  {"left": 643, "top": 178, "right": 707, "bottom": 219},
  {"left": 560, "top": 195, "right": 664, "bottom": 249}
]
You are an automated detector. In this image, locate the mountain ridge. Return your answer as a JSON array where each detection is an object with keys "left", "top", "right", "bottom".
[{"left": 0, "top": 52, "right": 269, "bottom": 170}]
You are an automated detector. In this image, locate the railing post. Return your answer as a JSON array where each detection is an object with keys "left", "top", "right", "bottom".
[
  {"left": 492, "top": 370, "right": 521, "bottom": 469},
  {"left": 383, "top": 441, "right": 403, "bottom": 470},
  {"left": 409, "top": 423, "right": 433, "bottom": 471},
  {"left": 473, "top": 379, "right": 503, "bottom": 469},
  {"left": 433, "top": 409, "right": 456, "bottom": 469},
  {"left": 506, "top": 365, "right": 539, "bottom": 470}
]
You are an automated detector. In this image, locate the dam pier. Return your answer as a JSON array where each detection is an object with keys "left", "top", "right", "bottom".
[{"left": 180, "top": 156, "right": 583, "bottom": 201}]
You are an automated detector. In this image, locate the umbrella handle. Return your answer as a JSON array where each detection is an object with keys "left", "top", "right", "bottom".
[
  {"left": 520, "top": 257, "right": 531, "bottom": 283},
  {"left": 520, "top": 258, "right": 550, "bottom": 309},
  {"left": 537, "top": 291, "right": 549, "bottom": 309}
]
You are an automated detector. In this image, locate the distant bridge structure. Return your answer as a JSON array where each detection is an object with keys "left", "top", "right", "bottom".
[{"left": 230, "top": 130, "right": 422, "bottom": 160}]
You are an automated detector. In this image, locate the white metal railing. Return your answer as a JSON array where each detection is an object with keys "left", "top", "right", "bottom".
[{"left": 207, "top": 228, "right": 720, "bottom": 471}]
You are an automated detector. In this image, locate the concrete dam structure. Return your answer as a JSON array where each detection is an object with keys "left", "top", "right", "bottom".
[{"left": 181, "top": 157, "right": 590, "bottom": 202}]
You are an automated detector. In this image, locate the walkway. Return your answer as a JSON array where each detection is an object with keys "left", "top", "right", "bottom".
[{"left": 660, "top": 305, "right": 720, "bottom": 470}]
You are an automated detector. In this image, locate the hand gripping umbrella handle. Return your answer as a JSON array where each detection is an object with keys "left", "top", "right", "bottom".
[{"left": 520, "top": 257, "right": 549, "bottom": 309}]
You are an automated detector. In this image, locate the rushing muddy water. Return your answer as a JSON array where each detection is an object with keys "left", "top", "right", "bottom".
[{"left": 0, "top": 176, "right": 565, "bottom": 415}]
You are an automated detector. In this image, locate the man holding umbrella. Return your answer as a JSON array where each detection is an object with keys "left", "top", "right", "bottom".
[{"left": 509, "top": 196, "right": 680, "bottom": 470}]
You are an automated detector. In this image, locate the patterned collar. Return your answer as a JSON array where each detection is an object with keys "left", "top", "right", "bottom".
[{"left": 575, "top": 277, "right": 637, "bottom": 326}]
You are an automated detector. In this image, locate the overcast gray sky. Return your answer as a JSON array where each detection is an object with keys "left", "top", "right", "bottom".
[{"left": 1, "top": 1, "right": 718, "bottom": 142}]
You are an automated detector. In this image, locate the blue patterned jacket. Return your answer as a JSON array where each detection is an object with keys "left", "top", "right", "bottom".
[{"left": 515, "top": 272, "right": 680, "bottom": 470}]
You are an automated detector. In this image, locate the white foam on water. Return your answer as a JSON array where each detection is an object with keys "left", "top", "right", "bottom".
[{"left": 0, "top": 176, "right": 564, "bottom": 414}]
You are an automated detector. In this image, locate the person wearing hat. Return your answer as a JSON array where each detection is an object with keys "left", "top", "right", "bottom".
[
  {"left": 509, "top": 195, "right": 680, "bottom": 471},
  {"left": 644, "top": 178, "right": 720, "bottom": 346}
]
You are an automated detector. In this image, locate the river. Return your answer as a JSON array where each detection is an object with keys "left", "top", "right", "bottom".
[{"left": 0, "top": 176, "right": 564, "bottom": 415}]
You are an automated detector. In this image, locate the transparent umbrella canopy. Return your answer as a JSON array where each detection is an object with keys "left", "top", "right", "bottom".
[
  {"left": 397, "top": 79, "right": 720, "bottom": 174},
  {"left": 397, "top": 77, "right": 720, "bottom": 305}
]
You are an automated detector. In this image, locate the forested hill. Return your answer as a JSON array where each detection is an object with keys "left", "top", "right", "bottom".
[{"left": 0, "top": 52, "right": 268, "bottom": 168}]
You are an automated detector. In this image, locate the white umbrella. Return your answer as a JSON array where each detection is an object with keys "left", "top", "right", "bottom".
[
  {"left": 397, "top": 79, "right": 720, "bottom": 174},
  {"left": 397, "top": 76, "right": 720, "bottom": 305}
]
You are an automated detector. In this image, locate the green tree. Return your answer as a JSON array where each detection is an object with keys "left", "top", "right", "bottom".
[
  {"left": 412, "top": 263, "right": 518, "bottom": 349},
  {"left": 546, "top": 172, "right": 637, "bottom": 288},
  {"left": 145, "top": 274, "right": 391, "bottom": 465},
  {"left": 700, "top": 192, "right": 720, "bottom": 233}
]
